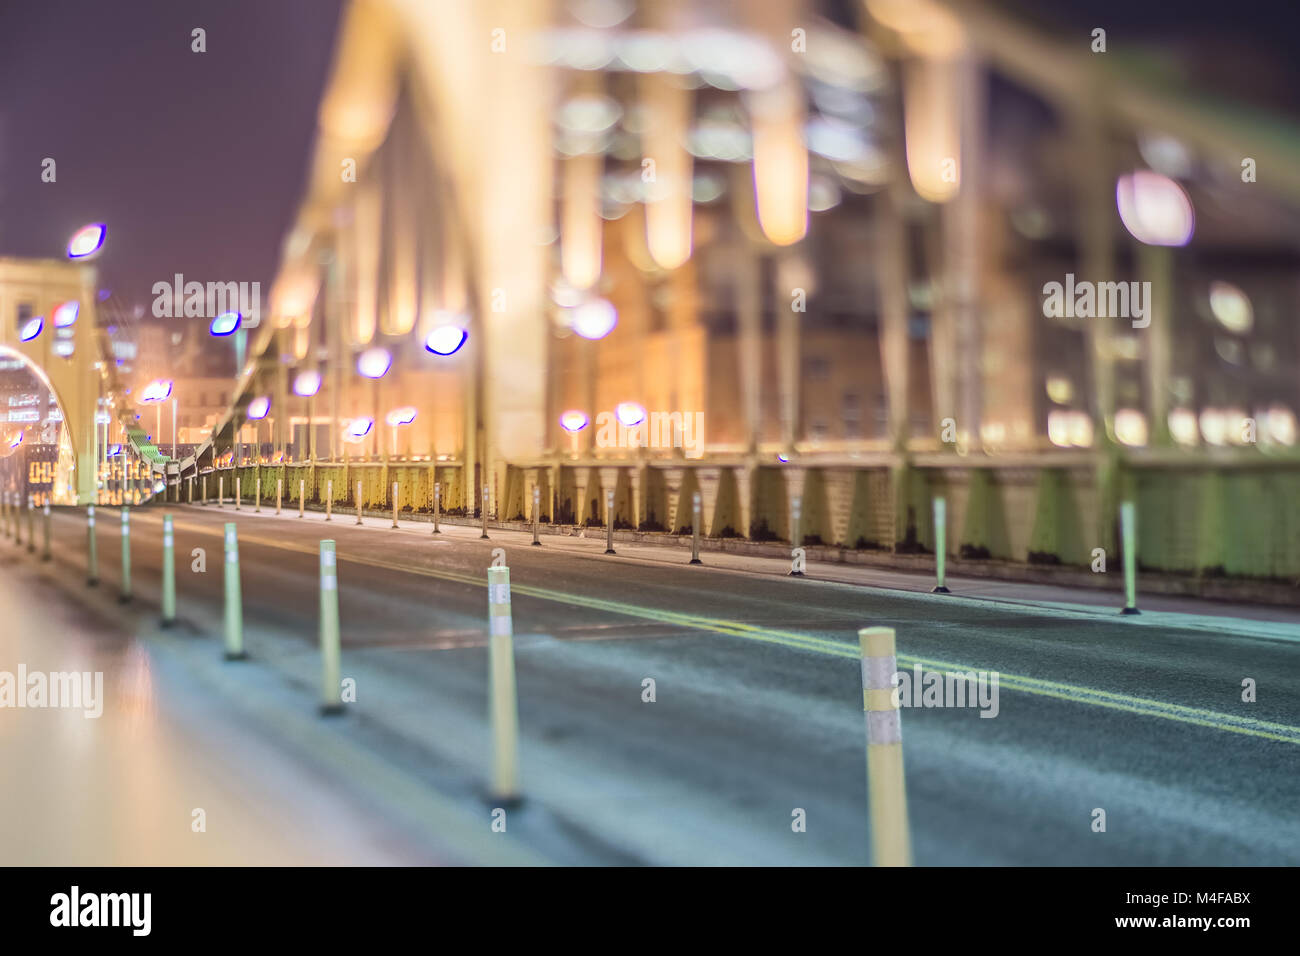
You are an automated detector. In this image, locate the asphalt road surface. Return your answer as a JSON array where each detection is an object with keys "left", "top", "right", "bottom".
[{"left": 10, "top": 500, "right": 1299, "bottom": 865}]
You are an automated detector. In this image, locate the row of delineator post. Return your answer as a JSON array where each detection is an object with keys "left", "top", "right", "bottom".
[{"left": 17, "top": 488, "right": 1147, "bottom": 860}]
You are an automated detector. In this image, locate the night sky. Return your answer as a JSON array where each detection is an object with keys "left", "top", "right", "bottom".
[{"left": 0, "top": 0, "right": 343, "bottom": 317}]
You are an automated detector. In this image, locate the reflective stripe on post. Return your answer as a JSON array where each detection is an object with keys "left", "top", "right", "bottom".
[
  {"left": 161, "top": 513, "right": 176, "bottom": 626},
  {"left": 480, "top": 485, "right": 490, "bottom": 539},
  {"left": 86, "top": 505, "right": 98, "bottom": 585},
  {"left": 487, "top": 565, "right": 520, "bottom": 802},
  {"left": 119, "top": 508, "right": 132, "bottom": 603},
  {"left": 41, "top": 503, "right": 51, "bottom": 561},
  {"left": 932, "top": 497, "right": 950, "bottom": 593},
  {"left": 1121, "top": 500, "right": 1140, "bottom": 615},
  {"left": 391, "top": 481, "right": 398, "bottom": 529},
  {"left": 859, "top": 626, "right": 911, "bottom": 867},
  {"left": 531, "top": 486, "right": 541, "bottom": 546},
  {"left": 319, "top": 540, "right": 343, "bottom": 714},
  {"left": 689, "top": 491, "right": 702, "bottom": 565},
  {"left": 604, "top": 489, "right": 616, "bottom": 555},
  {"left": 356, "top": 480, "right": 363, "bottom": 525},
  {"left": 223, "top": 522, "right": 246, "bottom": 659},
  {"left": 432, "top": 482, "right": 440, "bottom": 534}
]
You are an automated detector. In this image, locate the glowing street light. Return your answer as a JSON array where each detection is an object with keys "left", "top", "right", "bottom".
[
  {"left": 247, "top": 396, "right": 270, "bottom": 420},
  {"left": 292, "top": 370, "right": 321, "bottom": 397},
  {"left": 19, "top": 316, "right": 44, "bottom": 342},
  {"left": 424, "top": 325, "right": 469, "bottom": 356},
  {"left": 570, "top": 299, "right": 618, "bottom": 340},
  {"left": 209, "top": 311, "right": 242, "bottom": 336},
  {"left": 357, "top": 347, "right": 392, "bottom": 378},
  {"left": 615, "top": 402, "right": 646, "bottom": 427},
  {"left": 53, "top": 301, "right": 79, "bottom": 328},
  {"left": 560, "top": 410, "right": 590, "bottom": 432},
  {"left": 67, "top": 224, "right": 106, "bottom": 259},
  {"left": 344, "top": 417, "right": 374, "bottom": 443},
  {"left": 1116, "top": 171, "right": 1195, "bottom": 246}
]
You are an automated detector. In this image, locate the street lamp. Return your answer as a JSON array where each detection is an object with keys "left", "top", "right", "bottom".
[
  {"left": 293, "top": 369, "right": 321, "bottom": 461},
  {"left": 140, "top": 379, "right": 173, "bottom": 461},
  {"left": 560, "top": 409, "right": 589, "bottom": 458},
  {"left": 385, "top": 406, "right": 417, "bottom": 458},
  {"left": 357, "top": 348, "right": 391, "bottom": 460},
  {"left": 247, "top": 396, "right": 270, "bottom": 464}
]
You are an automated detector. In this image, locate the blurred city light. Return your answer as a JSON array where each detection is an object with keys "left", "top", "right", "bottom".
[
  {"left": 53, "top": 301, "right": 79, "bottom": 328},
  {"left": 246, "top": 396, "right": 271, "bottom": 420},
  {"left": 357, "top": 347, "right": 392, "bottom": 378},
  {"left": 1115, "top": 170, "right": 1195, "bottom": 246},
  {"left": 1209, "top": 281, "right": 1253, "bottom": 333},
  {"left": 1114, "top": 409, "right": 1149, "bottom": 447},
  {"left": 66, "top": 223, "right": 106, "bottom": 259},
  {"left": 570, "top": 298, "right": 618, "bottom": 340},
  {"left": 615, "top": 402, "right": 646, "bottom": 427},
  {"left": 210, "top": 311, "right": 242, "bottom": 336},
  {"left": 293, "top": 369, "right": 322, "bottom": 397},
  {"left": 385, "top": 406, "right": 417, "bottom": 426},
  {"left": 343, "top": 417, "right": 374, "bottom": 442},
  {"left": 423, "top": 325, "right": 468, "bottom": 356},
  {"left": 560, "top": 410, "right": 590, "bottom": 432},
  {"left": 19, "top": 316, "right": 43, "bottom": 342},
  {"left": 140, "top": 379, "right": 173, "bottom": 403}
]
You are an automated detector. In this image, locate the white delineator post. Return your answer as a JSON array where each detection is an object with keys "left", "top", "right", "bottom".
[
  {"left": 487, "top": 564, "right": 521, "bottom": 801},
  {"left": 432, "top": 482, "right": 441, "bottom": 534},
  {"left": 391, "top": 481, "right": 399, "bottom": 529},
  {"left": 161, "top": 513, "right": 176, "bottom": 627},
  {"left": 604, "top": 489, "right": 616, "bottom": 555},
  {"left": 1121, "top": 500, "right": 1140, "bottom": 615},
  {"left": 325, "top": 479, "right": 333, "bottom": 521},
  {"left": 299, "top": 479, "right": 305, "bottom": 519},
  {"left": 255, "top": 475, "right": 261, "bottom": 512},
  {"left": 690, "top": 491, "right": 702, "bottom": 565},
  {"left": 932, "top": 496, "right": 950, "bottom": 593},
  {"left": 789, "top": 496, "right": 803, "bottom": 577},
  {"left": 223, "top": 522, "right": 246, "bottom": 660},
  {"left": 41, "top": 502, "right": 51, "bottom": 561},
  {"left": 119, "top": 507, "right": 132, "bottom": 603},
  {"left": 276, "top": 477, "right": 282, "bottom": 515},
  {"left": 859, "top": 626, "right": 912, "bottom": 867},
  {"left": 480, "top": 485, "right": 490, "bottom": 539},
  {"left": 86, "top": 505, "right": 98, "bottom": 586},
  {"left": 218, "top": 475, "right": 224, "bottom": 508},
  {"left": 26, "top": 497, "right": 35, "bottom": 554},
  {"left": 235, "top": 476, "right": 241, "bottom": 511},
  {"left": 356, "top": 480, "right": 363, "bottom": 525},
  {"left": 318, "top": 539, "right": 343, "bottom": 714},
  {"left": 531, "top": 486, "right": 541, "bottom": 546}
]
